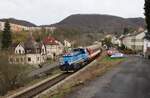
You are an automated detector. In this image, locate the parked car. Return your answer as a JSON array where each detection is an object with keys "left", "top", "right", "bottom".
[{"left": 110, "top": 53, "right": 125, "bottom": 58}]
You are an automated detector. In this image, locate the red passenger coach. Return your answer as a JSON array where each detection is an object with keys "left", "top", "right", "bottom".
[{"left": 86, "top": 44, "right": 101, "bottom": 60}]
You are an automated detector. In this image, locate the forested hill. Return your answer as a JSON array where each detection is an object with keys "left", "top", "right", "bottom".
[
  {"left": 52, "top": 14, "right": 145, "bottom": 33},
  {"left": 0, "top": 18, "right": 36, "bottom": 27}
]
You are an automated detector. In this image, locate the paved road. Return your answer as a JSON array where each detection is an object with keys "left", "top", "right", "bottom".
[{"left": 65, "top": 56, "right": 150, "bottom": 98}]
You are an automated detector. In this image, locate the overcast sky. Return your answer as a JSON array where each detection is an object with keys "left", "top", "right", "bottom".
[{"left": 0, "top": 0, "right": 145, "bottom": 25}]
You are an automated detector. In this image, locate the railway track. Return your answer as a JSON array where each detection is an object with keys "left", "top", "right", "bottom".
[
  {"left": 9, "top": 73, "right": 71, "bottom": 98},
  {"left": 9, "top": 49, "right": 103, "bottom": 98}
]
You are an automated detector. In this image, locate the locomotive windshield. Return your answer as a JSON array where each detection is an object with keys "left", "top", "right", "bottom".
[{"left": 73, "top": 48, "right": 86, "bottom": 53}]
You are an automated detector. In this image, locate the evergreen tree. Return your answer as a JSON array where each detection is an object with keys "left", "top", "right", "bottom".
[
  {"left": 144, "top": 0, "right": 150, "bottom": 40},
  {"left": 102, "top": 37, "right": 113, "bottom": 49},
  {"left": 123, "top": 28, "right": 129, "bottom": 35},
  {"left": 1, "top": 20, "right": 12, "bottom": 50}
]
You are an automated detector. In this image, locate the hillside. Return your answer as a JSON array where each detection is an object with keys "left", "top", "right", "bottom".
[
  {"left": 0, "top": 15, "right": 146, "bottom": 46},
  {"left": 0, "top": 18, "right": 36, "bottom": 27},
  {"left": 52, "top": 14, "right": 145, "bottom": 33},
  {"left": 127, "top": 18, "right": 145, "bottom": 27}
]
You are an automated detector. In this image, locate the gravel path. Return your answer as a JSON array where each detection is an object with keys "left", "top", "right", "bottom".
[{"left": 65, "top": 56, "right": 150, "bottom": 98}]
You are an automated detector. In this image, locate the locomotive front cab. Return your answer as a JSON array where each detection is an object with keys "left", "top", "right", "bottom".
[
  {"left": 59, "top": 54, "right": 73, "bottom": 71},
  {"left": 73, "top": 48, "right": 89, "bottom": 61},
  {"left": 59, "top": 48, "right": 89, "bottom": 71}
]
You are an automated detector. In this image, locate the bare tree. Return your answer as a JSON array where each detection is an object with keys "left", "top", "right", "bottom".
[{"left": 0, "top": 52, "right": 30, "bottom": 96}]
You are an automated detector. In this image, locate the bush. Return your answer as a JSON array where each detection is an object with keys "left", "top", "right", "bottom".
[
  {"left": 120, "top": 49, "right": 136, "bottom": 54},
  {"left": 0, "top": 51, "right": 30, "bottom": 95}
]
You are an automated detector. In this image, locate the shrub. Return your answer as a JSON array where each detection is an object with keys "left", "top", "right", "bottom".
[{"left": 0, "top": 52, "right": 30, "bottom": 95}]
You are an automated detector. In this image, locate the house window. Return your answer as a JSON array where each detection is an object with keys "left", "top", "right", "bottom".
[
  {"left": 28, "top": 57, "right": 31, "bottom": 62},
  {"left": 131, "top": 38, "right": 136, "bottom": 42},
  {"left": 136, "top": 39, "right": 143, "bottom": 42},
  {"left": 136, "top": 45, "right": 143, "bottom": 50},
  {"left": 131, "top": 45, "right": 135, "bottom": 49},
  {"left": 42, "top": 49, "right": 45, "bottom": 53},
  {"left": 20, "top": 58, "right": 24, "bottom": 62},
  {"left": 26, "top": 49, "right": 32, "bottom": 53},
  {"left": 37, "top": 57, "right": 40, "bottom": 61},
  {"left": 19, "top": 50, "right": 21, "bottom": 54},
  {"left": 16, "top": 58, "right": 19, "bottom": 62},
  {"left": 9, "top": 58, "right": 13, "bottom": 62},
  {"left": 36, "top": 49, "right": 40, "bottom": 53}
]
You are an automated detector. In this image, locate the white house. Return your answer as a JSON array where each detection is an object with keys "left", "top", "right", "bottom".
[
  {"left": 122, "top": 31, "right": 145, "bottom": 51},
  {"left": 94, "top": 41, "right": 102, "bottom": 47},
  {"left": 0, "top": 21, "right": 5, "bottom": 31},
  {"left": 64, "top": 40, "right": 71, "bottom": 47},
  {"left": 14, "top": 42, "right": 25, "bottom": 54},
  {"left": 143, "top": 31, "right": 150, "bottom": 59},
  {"left": 9, "top": 36, "right": 47, "bottom": 67},
  {"left": 0, "top": 20, "right": 30, "bottom": 32},
  {"left": 143, "top": 39, "right": 150, "bottom": 58},
  {"left": 43, "top": 36, "right": 64, "bottom": 59},
  {"left": 111, "top": 36, "right": 122, "bottom": 47}
]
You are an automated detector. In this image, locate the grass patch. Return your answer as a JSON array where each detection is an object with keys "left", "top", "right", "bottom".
[
  {"left": 50, "top": 88, "right": 72, "bottom": 98},
  {"left": 101, "top": 56, "right": 127, "bottom": 63}
]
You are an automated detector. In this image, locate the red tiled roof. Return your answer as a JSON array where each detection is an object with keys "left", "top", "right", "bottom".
[{"left": 43, "top": 36, "right": 59, "bottom": 45}]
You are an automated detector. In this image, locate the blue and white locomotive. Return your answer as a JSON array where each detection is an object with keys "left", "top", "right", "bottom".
[{"left": 59, "top": 44, "right": 101, "bottom": 71}]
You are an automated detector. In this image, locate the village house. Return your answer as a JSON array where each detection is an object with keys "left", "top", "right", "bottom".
[
  {"left": 64, "top": 40, "right": 71, "bottom": 47},
  {"left": 0, "top": 19, "right": 36, "bottom": 32},
  {"left": 43, "top": 36, "right": 64, "bottom": 59},
  {"left": 9, "top": 35, "right": 47, "bottom": 67},
  {"left": 103, "top": 34, "right": 122, "bottom": 47},
  {"left": 10, "top": 23, "right": 30, "bottom": 32},
  {"left": 94, "top": 41, "right": 102, "bottom": 47},
  {"left": 143, "top": 39, "right": 150, "bottom": 58},
  {"left": 111, "top": 36, "right": 122, "bottom": 47},
  {"left": 0, "top": 21, "right": 5, "bottom": 30},
  {"left": 122, "top": 31, "right": 146, "bottom": 52},
  {"left": 0, "top": 19, "right": 58, "bottom": 34},
  {"left": 0, "top": 21, "right": 30, "bottom": 32},
  {"left": 143, "top": 31, "right": 150, "bottom": 58},
  {"left": 44, "top": 26, "right": 56, "bottom": 32}
]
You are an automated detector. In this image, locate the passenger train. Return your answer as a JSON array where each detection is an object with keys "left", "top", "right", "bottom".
[{"left": 59, "top": 44, "right": 101, "bottom": 71}]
